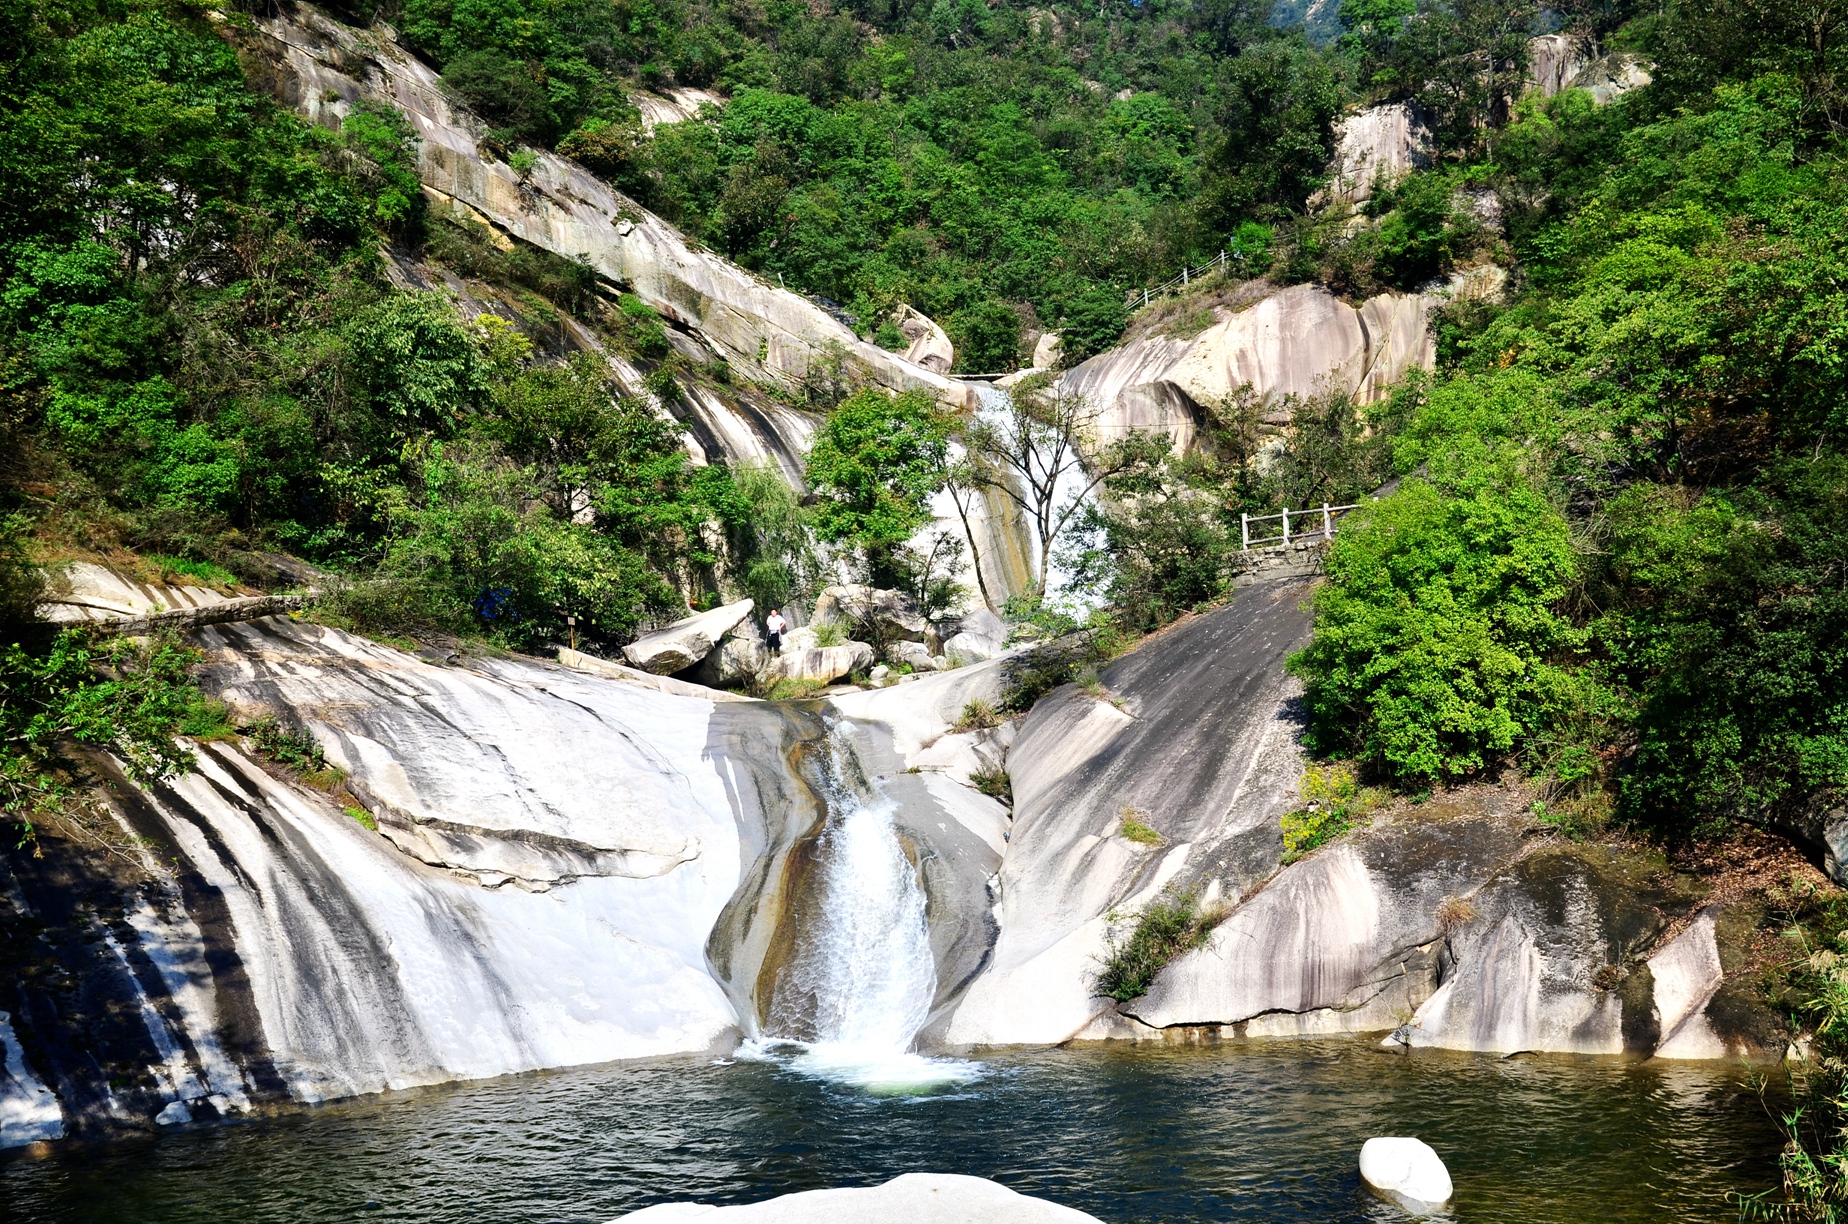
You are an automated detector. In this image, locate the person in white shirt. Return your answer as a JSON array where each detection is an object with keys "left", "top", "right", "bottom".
[{"left": 765, "top": 608, "right": 788, "bottom": 651}]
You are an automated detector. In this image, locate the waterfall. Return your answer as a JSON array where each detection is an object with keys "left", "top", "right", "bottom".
[{"left": 748, "top": 722, "right": 979, "bottom": 1089}]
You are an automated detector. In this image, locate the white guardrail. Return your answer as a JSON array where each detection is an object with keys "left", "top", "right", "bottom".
[{"left": 1241, "top": 503, "right": 1363, "bottom": 550}]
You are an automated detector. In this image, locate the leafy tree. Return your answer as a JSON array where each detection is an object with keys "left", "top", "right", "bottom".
[
  {"left": 1, "top": 628, "right": 215, "bottom": 848},
  {"left": 1288, "top": 470, "right": 1580, "bottom": 786},
  {"left": 804, "top": 388, "right": 952, "bottom": 585}
]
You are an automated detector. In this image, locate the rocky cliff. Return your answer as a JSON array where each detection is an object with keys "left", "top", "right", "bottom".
[
  {"left": 0, "top": 575, "right": 1783, "bottom": 1148},
  {"left": 233, "top": 5, "right": 971, "bottom": 412},
  {"left": 1059, "top": 282, "right": 1438, "bottom": 453},
  {"left": 0, "top": 617, "right": 1008, "bottom": 1144}
]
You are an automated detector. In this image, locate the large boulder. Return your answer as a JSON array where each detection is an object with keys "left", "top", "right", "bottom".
[
  {"left": 1031, "top": 330, "right": 1063, "bottom": 369},
  {"left": 941, "top": 608, "right": 1008, "bottom": 663},
  {"left": 763, "top": 641, "right": 875, "bottom": 687},
  {"left": 1057, "top": 283, "right": 1438, "bottom": 454},
  {"left": 812, "top": 585, "right": 928, "bottom": 643},
  {"left": 622, "top": 599, "right": 753, "bottom": 675},
  {"left": 885, "top": 640, "right": 941, "bottom": 672},
  {"left": 613, "top": 1172, "right": 1105, "bottom": 1222},
  {"left": 895, "top": 304, "right": 954, "bottom": 375},
  {"left": 683, "top": 617, "right": 770, "bottom": 689},
  {"left": 1360, "top": 1138, "right": 1453, "bottom": 1212}
]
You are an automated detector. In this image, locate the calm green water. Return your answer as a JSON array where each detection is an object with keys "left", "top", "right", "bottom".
[{"left": 1, "top": 1040, "right": 1783, "bottom": 1223}]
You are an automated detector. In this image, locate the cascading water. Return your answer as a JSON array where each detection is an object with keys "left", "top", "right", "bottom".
[{"left": 745, "top": 721, "right": 979, "bottom": 1089}]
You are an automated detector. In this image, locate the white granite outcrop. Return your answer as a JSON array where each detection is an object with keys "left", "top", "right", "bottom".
[{"left": 613, "top": 1173, "right": 1106, "bottom": 1223}]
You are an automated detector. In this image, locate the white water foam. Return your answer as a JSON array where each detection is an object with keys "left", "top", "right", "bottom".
[{"left": 753, "top": 724, "right": 981, "bottom": 1090}]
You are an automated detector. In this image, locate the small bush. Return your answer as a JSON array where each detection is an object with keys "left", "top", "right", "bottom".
[
  {"left": 244, "top": 716, "right": 324, "bottom": 770},
  {"left": 1279, "top": 762, "right": 1385, "bottom": 863},
  {"left": 1435, "top": 895, "right": 1476, "bottom": 933},
  {"left": 344, "top": 805, "right": 379, "bottom": 832},
  {"left": 969, "top": 766, "right": 1012, "bottom": 805},
  {"left": 1096, "top": 888, "right": 1224, "bottom": 1003},
  {"left": 178, "top": 697, "right": 237, "bottom": 742},
  {"left": 811, "top": 620, "right": 847, "bottom": 647}
]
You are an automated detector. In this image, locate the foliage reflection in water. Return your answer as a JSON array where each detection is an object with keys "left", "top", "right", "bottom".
[{"left": 1, "top": 1041, "right": 1782, "bottom": 1224}]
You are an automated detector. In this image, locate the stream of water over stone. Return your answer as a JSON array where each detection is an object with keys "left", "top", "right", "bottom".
[{"left": 747, "top": 723, "right": 978, "bottom": 1088}]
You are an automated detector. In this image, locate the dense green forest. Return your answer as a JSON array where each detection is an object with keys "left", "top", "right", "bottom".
[{"left": 4, "top": 0, "right": 1846, "bottom": 832}]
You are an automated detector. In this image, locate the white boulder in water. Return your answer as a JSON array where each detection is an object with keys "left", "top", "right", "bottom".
[
  {"left": 612, "top": 1172, "right": 1106, "bottom": 1222},
  {"left": 623, "top": 599, "right": 754, "bottom": 674},
  {"left": 1359, "top": 1137, "right": 1453, "bottom": 1211}
]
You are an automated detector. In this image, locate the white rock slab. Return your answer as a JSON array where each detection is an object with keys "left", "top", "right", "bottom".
[
  {"left": 1650, "top": 909, "right": 1729, "bottom": 1060},
  {"left": 0, "top": 1011, "right": 64, "bottom": 1146},
  {"left": 611, "top": 1173, "right": 1106, "bottom": 1223},
  {"left": 623, "top": 599, "right": 754, "bottom": 674},
  {"left": 37, "top": 560, "right": 228, "bottom": 623},
  {"left": 1360, "top": 1137, "right": 1453, "bottom": 1211}
]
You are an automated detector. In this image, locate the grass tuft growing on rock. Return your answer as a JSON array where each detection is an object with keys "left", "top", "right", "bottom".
[
  {"left": 765, "top": 677, "right": 827, "bottom": 701},
  {"left": 954, "top": 699, "right": 1003, "bottom": 732},
  {"left": 1096, "top": 888, "right": 1224, "bottom": 1003},
  {"left": 969, "top": 766, "right": 1012, "bottom": 806},
  {"left": 1119, "top": 808, "right": 1162, "bottom": 845}
]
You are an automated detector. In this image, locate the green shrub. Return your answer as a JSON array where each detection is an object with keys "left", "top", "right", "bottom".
[
  {"left": 1288, "top": 473, "right": 1579, "bottom": 786},
  {"left": 1096, "top": 888, "right": 1223, "bottom": 1003},
  {"left": 1, "top": 629, "right": 207, "bottom": 846},
  {"left": 344, "top": 805, "right": 379, "bottom": 832},
  {"left": 1279, "top": 762, "right": 1385, "bottom": 863},
  {"left": 147, "top": 555, "right": 237, "bottom": 589},
  {"left": 969, "top": 766, "right": 1012, "bottom": 806},
  {"left": 954, "top": 699, "right": 1002, "bottom": 732}
]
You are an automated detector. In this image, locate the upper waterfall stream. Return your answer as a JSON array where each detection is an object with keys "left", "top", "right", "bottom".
[{"left": 746, "top": 722, "right": 979, "bottom": 1089}]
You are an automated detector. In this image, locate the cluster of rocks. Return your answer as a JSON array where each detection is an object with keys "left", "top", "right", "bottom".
[{"left": 613, "top": 587, "right": 1011, "bottom": 693}]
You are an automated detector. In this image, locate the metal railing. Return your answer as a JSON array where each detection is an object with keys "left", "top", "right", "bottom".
[
  {"left": 1241, "top": 503, "right": 1363, "bottom": 550},
  {"left": 1128, "top": 248, "right": 1255, "bottom": 310}
]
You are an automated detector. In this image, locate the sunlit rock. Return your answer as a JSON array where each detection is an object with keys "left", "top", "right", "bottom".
[
  {"left": 763, "top": 642, "right": 875, "bottom": 686},
  {"left": 812, "top": 585, "right": 928, "bottom": 642},
  {"left": 1058, "top": 283, "right": 1437, "bottom": 454},
  {"left": 37, "top": 561, "right": 228, "bottom": 624},
  {"left": 1314, "top": 102, "right": 1434, "bottom": 209},
  {"left": 895, "top": 303, "right": 954, "bottom": 374},
  {"left": 1359, "top": 1137, "right": 1453, "bottom": 1212},
  {"left": 623, "top": 599, "right": 754, "bottom": 675},
  {"left": 1649, "top": 909, "right": 1730, "bottom": 1060},
  {"left": 612, "top": 1172, "right": 1107, "bottom": 1222}
]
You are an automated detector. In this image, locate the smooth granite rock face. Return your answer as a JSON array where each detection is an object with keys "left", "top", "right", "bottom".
[
  {"left": 612, "top": 1173, "right": 1107, "bottom": 1223},
  {"left": 37, "top": 561, "right": 229, "bottom": 624},
  {"left": 943, "top": 584, "right": 1316, "bottom": 1046},
  {"left": 5, "top": 617, "right": 1012, "bottom": 1145},
  {"left": 1315, "top": 102, "right": 1434, "bottom": 208},
  {"left": 240, "top": 5, "right": 973, "bottom": 410},
  {"left": 1359, "top": 1137, "right": 1453, "bottom": 1211},
  {"left": 1058, "top": 283, "right": 1438, "bottom": 456},
  {"left": 623, "top": 600, "right": 754, "bottom": 674}
]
